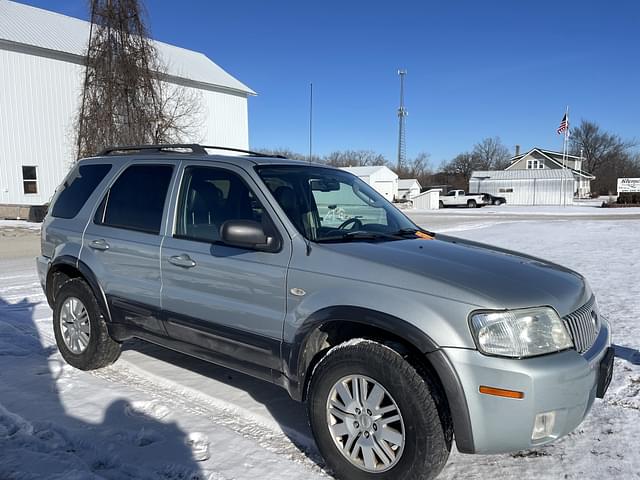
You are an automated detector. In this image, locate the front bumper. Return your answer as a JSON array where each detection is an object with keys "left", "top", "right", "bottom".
[{"left": 444, "top": 318, "right": 611, "bottom": 454}]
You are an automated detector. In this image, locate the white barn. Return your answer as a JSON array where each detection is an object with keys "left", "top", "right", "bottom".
[
  {"left": 397, "top": 178, "right": 421, "bottom": 200},
  {"left": 0, "top": 0, "right": 255, "bottom": 216},
  {"left": 469, "top": 170, "right": 575, "bottom": 206},
  {"left": 340, "top": 165, "right": 399, "bottom": 201}
]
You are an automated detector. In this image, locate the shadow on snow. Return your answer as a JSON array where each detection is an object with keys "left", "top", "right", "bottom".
[
  {"left": 613, "top": 344, "right": 640, "bottom": 366},
  {"left": 0, "top": 295, "right": 205, "bottom": 479}
]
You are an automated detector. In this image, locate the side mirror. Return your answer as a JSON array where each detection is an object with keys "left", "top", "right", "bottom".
[{"left": 220, "top": 220, "right": 279, "bottom": 251}]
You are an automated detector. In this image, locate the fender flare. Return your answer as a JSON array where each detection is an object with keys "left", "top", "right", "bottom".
[
  {"left": 48, "top": 255, "right": 112, "bottom": 322},
  {"left": 283, "top": 305, "right": 438, "bottom": 400}
]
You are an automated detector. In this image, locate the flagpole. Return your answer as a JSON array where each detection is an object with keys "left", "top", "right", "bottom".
[{"left": 560, "top": 105, "right": 569, "bottom": 206}]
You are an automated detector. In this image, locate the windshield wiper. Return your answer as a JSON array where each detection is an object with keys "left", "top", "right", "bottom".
[
  {"left": 390, "top": 227, "right": 436, "bottom": 238},
  {"left": 315, "top": 231, "right": 404, "bottom": 243}
]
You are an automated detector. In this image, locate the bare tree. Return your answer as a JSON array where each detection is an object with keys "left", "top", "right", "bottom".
[
  {"left": 442, "top": 152, "right": 476, "bottom": 182},
  {"left": 472, "top": 137, "right": 511, "bottom": 170},
  {"left": 397, "top": 151, "right": 432, "bottom": 186},
  {"left": 570, "top": 120, "right": 635, "bottom": 173},
  {"left": 325, "top": 150, "right": 388, "bottom": 167},
  {"left": 255, "top": 148, "right": 314, "bottom": 161},
  {"left": 76, "top": 0, "right": 202, "bottom": 158},
  {"left": 153, "top": 78, "right": 204, "bottom": 144},
  {"left": 570, "top": 120, "right": 638, "bottom": 192}
]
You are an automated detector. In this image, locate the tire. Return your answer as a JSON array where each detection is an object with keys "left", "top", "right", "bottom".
[
  {"left": 467, "top": 200, "right": 477, "bottom": 208},
  {"left": 307, "top": 340, "right": 452, "bottom": 480},
  {"left": 52, "top": 278, "right": 121, "bottom": 370},
  {"left": 438, "top": 200, "right": 444, "bottom": 209},
  {"left": 493, "top": 199, "right": 500, "bottom": 206}
]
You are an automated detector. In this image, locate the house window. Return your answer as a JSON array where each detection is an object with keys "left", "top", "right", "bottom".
[
  {"left": 22, "top": 166, "right": 38, "bottom": 194},
  {"left": 498, "top": 188, "right": 514, "bottom": 193},
  {"left": 526, "top": 160, "right": 544, "bottom": 169}
]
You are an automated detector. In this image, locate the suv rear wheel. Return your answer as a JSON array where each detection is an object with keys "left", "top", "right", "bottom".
[
  {"left": 307, "top": 340, "right": 451, "bottom": 480},
  {"left": 52, "top": 278, "right": 121, "bottom": 370}
]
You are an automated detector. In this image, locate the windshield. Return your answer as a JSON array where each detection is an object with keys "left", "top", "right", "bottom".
[{"left": 256, "top": 165, "right": 419, "bottom": 242}]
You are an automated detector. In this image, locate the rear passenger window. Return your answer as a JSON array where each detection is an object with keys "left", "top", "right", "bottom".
[
  {"left": 95, "top": 164, "right": 173, "bottom": 234},
  {"left": 51, "top": 164, "right": 112, "bottom": 219}
]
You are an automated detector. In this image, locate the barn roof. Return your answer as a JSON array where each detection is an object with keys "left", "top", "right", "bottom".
[
  {"left": 471, "top": 169, "right": 575, "bottom": 180},
  {"left": 398, "top": 178, "right": 421, "bottom": 189},
  {"left": 341, "top": 165, "right": 398, "bottom": 177},
  {"left": 0, "top": 0, "right": 255, "bottom": 96}
]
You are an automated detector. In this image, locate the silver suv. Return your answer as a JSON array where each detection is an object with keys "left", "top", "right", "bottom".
[{"left": 37, "top": 144, "right": 613, "bottom": 480}]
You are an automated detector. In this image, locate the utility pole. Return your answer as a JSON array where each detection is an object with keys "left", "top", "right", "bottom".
[
  {"left": 309, "top": 82, "right": 313, "bottom": 162},
  {"left": 396, "top": 69, "right": 408, "bottom": 171}
]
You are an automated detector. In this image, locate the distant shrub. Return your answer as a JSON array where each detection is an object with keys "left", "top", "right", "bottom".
[{"left": 615, "top": 192, "right": 640, "bottom": 206}]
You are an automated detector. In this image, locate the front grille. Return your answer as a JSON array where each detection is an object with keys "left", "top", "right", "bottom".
[{"left": 562, "top": 296, "right": 599, "bottom": 353}]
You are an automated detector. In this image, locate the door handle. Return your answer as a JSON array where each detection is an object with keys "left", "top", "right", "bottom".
[
  {"left": 89, "top": 239, "right": 110, "bottom": 251},
  {"left": 168, "top": 254, "right": 196, "bottom": 268}
]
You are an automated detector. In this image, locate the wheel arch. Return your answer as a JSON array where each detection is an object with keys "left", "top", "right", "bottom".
[
  {"left": 284, "top": 306, "right": 438, "bottom": 401},
  {"left": 47, "top": 256, "right": 111, "bottom": 322},
  {"left": 283, "top": 305, "right": 476, "bottom": 453}
]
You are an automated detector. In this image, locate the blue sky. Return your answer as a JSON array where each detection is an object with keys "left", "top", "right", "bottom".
[{"left": 20, "top": 1, "right": 640, "bottom": 165}]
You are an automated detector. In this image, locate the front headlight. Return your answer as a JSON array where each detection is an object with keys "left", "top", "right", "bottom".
[{"left": 470, "top": 307, "right": 573, "bottom": 358}]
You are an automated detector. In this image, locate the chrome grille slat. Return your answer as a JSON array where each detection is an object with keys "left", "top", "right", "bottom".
[{"left": 562, "top": 296, "right": 598, "bottom": 353}]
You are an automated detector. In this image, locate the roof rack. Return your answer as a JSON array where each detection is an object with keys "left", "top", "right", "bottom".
[
  {"left": 200, "top": 145, "right": 287, "bottom": 158},
  {"left": 98, "top": 144, "right": 287, "bottom": 158}
]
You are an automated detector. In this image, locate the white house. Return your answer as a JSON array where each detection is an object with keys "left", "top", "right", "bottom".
[
  {"left": 341, "top": 166, "right": 399, "bottom": 201},
  {"left": 397, "top": 179, "right": 421, "bottom": 200},
  {"left": 469, "top": 169, "right": 575, "bottom": 206},
  {"left": 0, "top": 0, "right": 255, "bottom": 217},
  {"left": 505, "top": 147, "right": 595, "bottom": 198}
]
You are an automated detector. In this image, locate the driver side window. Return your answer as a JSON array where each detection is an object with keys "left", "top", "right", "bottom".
[{"left": 175, "top": 166, "right": 266, "bottom": 244}]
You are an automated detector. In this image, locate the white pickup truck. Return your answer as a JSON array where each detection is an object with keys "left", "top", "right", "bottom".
[{"left": 439, "top": 190, "right": 488, "bottom": 208}]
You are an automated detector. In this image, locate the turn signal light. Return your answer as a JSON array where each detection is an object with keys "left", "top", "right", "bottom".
[{"left": 479, "top": 385, "right": 524, "bottom": 399}]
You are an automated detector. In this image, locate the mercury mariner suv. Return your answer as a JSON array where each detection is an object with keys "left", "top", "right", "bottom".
[{"left": 37, "top": 144, "right": 614, "bottom": 480}]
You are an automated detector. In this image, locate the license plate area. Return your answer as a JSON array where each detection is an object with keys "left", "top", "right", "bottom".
[{"left": 596, "top": 347, "right": 614, "bottom": 398}]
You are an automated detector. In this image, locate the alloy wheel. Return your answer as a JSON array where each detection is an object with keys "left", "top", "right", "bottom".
[
  {"left": 326, "top": 374, "right": 405, "bottom": 472},
  {"left": 59, "top": 296, "right": 91, "bottom": 354}
]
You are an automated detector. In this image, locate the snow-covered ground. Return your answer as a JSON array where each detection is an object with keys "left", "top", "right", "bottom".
[
  {"left": 0, "top": 219, "right": 42, "bottom": 230},
  {"left": 0, "top": 215, "right": 638, "bottom": 479},
  {"left": 412, "top": 199, "right": 640, "bottom": 216}
]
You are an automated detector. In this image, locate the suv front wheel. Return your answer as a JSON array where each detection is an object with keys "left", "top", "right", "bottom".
[
  {"left": 307, "top": 340, "right": 452, "bottom": 480},
  {"left": 52, "top": 278, "right": 121, "bottom": 370}
]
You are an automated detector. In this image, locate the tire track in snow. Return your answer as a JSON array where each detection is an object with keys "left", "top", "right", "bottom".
[
  {"left": 90, "top": 364, "right": 328, "bottom": 476},
  {"left": 0, "top": 275, "right": 330, "bottom": 478}
]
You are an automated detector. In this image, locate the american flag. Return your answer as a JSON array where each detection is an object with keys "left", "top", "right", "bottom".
[{"left": 557, "top": 113, "right": 569, "bottom": 134}]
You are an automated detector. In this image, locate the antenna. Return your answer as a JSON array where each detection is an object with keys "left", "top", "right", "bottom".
[{"left": 396, "top": 69, "right": 408, "bottom": 171}]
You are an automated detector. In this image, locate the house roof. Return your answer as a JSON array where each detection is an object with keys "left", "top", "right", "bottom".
[
  {"left": 0, "top": 0, "right": 255, "bottom": 96},
  {"left": 537, "top": 148, "right": 583, "bottom": 160},
  {"left": 341, "top": 166, "right": 398, "bottom": 178},
  {"left": 506, "top": 147, "right": 595, "bottom": 179},
  {"left": 471, "top": 169, "right": 576, "bottom": 180},
  {"left": 398, "top": 178, "right": 421, "bottom": 189}
]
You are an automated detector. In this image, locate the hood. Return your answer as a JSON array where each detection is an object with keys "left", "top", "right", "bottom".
[{"left": 320, "top": 235, "right": 590, "bottom": 316}]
